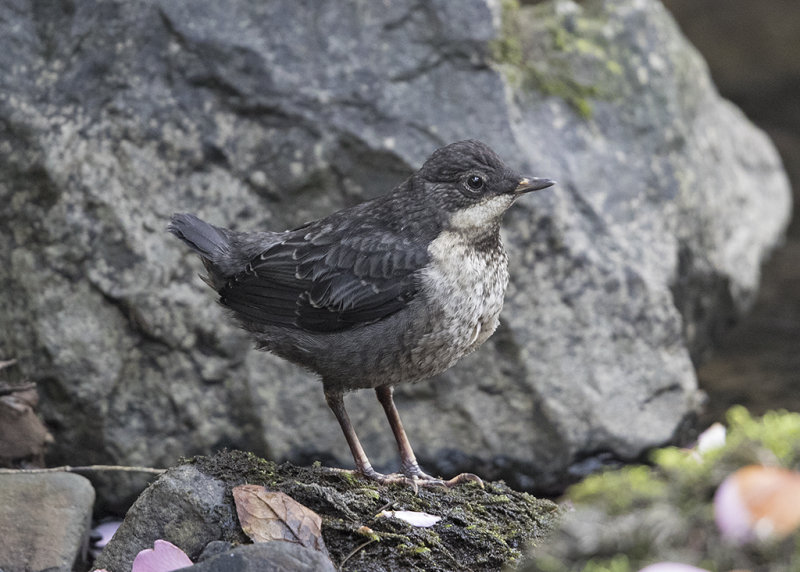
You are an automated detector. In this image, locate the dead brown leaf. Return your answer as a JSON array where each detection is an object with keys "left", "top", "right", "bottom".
[
  {"left": 233, "top": 484, "right": 328, "bottom": 555},
  {"left": 0, "top": 382, "right": 53, "bottom": 467}
]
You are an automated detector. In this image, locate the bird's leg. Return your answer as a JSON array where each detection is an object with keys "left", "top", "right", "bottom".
[
  {"left": 375, "top": 385, "right": 482, "bottom": 488},
  {"left": 324, "top": 389, "right": 410, "bottom": 485},
  {"left": 374, "top": 385, "right": 431, "bottom": 479}
]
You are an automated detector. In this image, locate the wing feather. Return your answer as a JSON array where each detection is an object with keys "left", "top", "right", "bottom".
[{"left": 218, "top": 218, "right": 429, "bottom": 333}]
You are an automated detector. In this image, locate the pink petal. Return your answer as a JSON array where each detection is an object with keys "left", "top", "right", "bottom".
[
  {"left": 714, "top": 466, "right": 800, "bottom": 542},
  {"left": 131, "top": 539, "right": 193, "bottom": 572},
  {"left": 714, "top": 471, "right": 754, "bottom": 543},
  {"left": 638, "top": 564, "right": 710, "bottom": 572},
  {"left": 92, "top": 521, "right": 123, "bottom": 549}
]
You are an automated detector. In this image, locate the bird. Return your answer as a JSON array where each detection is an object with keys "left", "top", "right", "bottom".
[{"left": 168, "top": 139, "right": 554, "bottom": 487}]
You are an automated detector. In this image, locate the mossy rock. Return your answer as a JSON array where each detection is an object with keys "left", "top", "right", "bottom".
[
  {"left": 96, "top": 450, "right": 560, "bottom": 572},
  {"left": 490, "top": 0, "right": 627, "bottom": 118}
]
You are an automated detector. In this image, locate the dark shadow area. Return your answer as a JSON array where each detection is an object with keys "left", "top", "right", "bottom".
[{"left": 663, "top": 0, "right": 800, "bottom": 424}]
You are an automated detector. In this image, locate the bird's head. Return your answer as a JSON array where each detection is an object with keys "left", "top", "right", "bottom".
[{"left": 417, "top": 140, "right": 554, "bottom": 235}]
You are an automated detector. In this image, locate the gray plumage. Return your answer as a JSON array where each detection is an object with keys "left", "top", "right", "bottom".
[{"left": 168, "top": 139, "right": 554, "bottom": 486}]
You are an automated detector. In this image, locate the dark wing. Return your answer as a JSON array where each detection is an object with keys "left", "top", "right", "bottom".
[{"left": 218, "top": 219, "right": 429, "bottom": 333}]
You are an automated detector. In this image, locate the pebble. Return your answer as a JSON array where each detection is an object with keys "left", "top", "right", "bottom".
[{"left": 0, "top": 472, "right": 95, "bottom": 572}]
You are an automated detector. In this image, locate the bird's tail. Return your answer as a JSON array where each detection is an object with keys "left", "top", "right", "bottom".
[
  {"left": 168, "top": 213, "right": 230, "bottom": 258},
  {"left": 168, "top": 213, "right": 232, "bottom": 289}
]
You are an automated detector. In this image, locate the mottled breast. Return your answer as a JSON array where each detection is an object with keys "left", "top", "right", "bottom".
[{"left": 413, "top": 229, "right": 509, "bottom": 375}]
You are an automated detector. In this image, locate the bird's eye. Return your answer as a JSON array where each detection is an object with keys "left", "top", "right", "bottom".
[{"left": 465, "top": 175, "right": 484, "bottom": 191}]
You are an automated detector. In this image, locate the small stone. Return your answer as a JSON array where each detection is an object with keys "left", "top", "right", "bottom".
[
  {"left": 92, "top": 465, "right": 235, "bottom": 572},
  {"left": 0, "top": 472, "right": 95, "bottom": 572},
  {"left": 180, "top": 543, "right": 336, "bottom": 572}
]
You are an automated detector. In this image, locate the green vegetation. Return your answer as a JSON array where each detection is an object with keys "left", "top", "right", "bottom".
[{"left": 522, "top": 407, "right": 800, "bottom": 572}]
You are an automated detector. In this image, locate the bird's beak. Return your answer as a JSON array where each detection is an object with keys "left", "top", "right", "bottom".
[{"left": 515, "top": 177, "right": 556, "bottom": 194}]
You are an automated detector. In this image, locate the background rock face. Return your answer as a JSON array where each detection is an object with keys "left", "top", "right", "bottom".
[
  {"left": 661, "top": 0, "right": 800, "bottom": 423},
  {"left": 0, "top": 0, "right": 791, "bottom": 503}
]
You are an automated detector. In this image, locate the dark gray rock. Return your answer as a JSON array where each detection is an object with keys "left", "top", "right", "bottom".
[
  {"left": 186, "top": 543, "right": 336, "bottom": 572},
  {"left": 0, "top": 472, "right": 95, "bottom": 572},
  {"left": 196, "top": 541, "right": 236, "bottom": 562},
  {"left": 0, "top": 0, "right": 791, "bottom": 504},
  {"left": 91, "top": 465, "right": 238, "bottom": 572}
]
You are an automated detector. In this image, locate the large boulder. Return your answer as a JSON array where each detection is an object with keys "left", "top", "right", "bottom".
[{"left": 0, "top": 0, "right": 791, "bottom": 505}]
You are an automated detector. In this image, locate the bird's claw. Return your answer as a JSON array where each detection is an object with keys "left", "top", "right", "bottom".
[
  {"left": 406, "top": 471, "right": 484, "bottom": 489},
  {"left": 401, "top": 463, "right": 484, "bottom": 489},
  {"left": 360, "top": 467, "right": 483, "bottom": 491},
  {"left": 328, "top": 465, "right": 483, "bottom": 491},
  {"left": 441, "top": 472, "right": 484, "bottom": 488}
]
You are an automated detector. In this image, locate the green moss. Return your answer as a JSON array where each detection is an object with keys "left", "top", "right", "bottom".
[
  {"left": 522, "top": 408, "right": 800, "bottom": 572},
  {"left": 605, "top": 60, "right": 623, "bottom": 76},
  {"left": 413, "top": 546, "right": 432, "bottom": 556},
  {"left": 185, "top": 450, "right": 560, "bottom": 571},
  {"left": 358, "top": 487, "right": 381, "bottom": 500},
  {"left": 582, "top": 555, "right": 633, "bottom": 572},
  {"left": 188, "top": 449, "right": 278, "bottom": 486},
  {"left": 489, "top": 0, "right": 629, "bottom": 120},
  {"left": 338, "top": 469, "right": 360, "bottom": 487},
  {"left": 490, "top": 0, "right": 525, "bottom": 67},
  {"left": 650, "top": 406, "right": 800, "bottom": 509},
  {"left": 726, "top": 406, "right": 800, "bottom": 463},
  {"left": 569, "top": 465, "right": 667, "bottom": 514}
]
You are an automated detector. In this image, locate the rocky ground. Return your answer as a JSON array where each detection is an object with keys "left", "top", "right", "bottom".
[{"left": 1, "top": 451, "right": 560, "bottom": 571}]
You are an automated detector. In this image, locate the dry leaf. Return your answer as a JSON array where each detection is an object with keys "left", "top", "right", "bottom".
[
  {"left": 233, "top": 484, "right": 328, "bottom": 555},
  {"left": 0, "top": 382, "right": 53, "bottom": 466}
]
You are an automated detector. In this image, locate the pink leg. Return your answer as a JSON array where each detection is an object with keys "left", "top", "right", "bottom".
[{"left": 375, "top": 385, "right": 482, "bottom": 488}]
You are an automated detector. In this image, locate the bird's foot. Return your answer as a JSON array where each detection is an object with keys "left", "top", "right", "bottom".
[
  {"left": 327, "top": 466, "right": 482, "bottom": 491},
  {"left": 327, "top": 466, "right": 418, "bottom": 488},
  {"left": 402, "top": 463, "right": 484, "bottom": 489}
]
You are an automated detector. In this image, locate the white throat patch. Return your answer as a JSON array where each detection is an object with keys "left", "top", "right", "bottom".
[{"left": 448, "top": 194, "right": 515, "bottom": 231}]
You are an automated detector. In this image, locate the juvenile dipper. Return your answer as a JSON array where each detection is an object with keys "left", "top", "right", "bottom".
[{"left": 168, "top": 140, "right": 554, "bottom": 487}]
